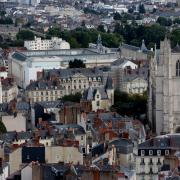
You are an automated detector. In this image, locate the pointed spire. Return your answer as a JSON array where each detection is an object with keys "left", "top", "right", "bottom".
[
  {"left": 141, "top": 39, "right": 147, "bottom": 51},
  {"left": 97, "top": 34, "right": 102, "bottom": 46},
  {"left": 105, "top": 76, "right": 113, "bottom": 90}
]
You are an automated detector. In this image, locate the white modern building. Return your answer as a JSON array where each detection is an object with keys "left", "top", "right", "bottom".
[
  {"left": 24, "top": 37, "right": 70, "bottom": 50},
  {"left": 9, "top": 47, "right": 119, "bottom": 88}
]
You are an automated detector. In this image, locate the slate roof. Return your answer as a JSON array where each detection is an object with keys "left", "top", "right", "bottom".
[
  {"left": 105, "top": 76, "right": 113, "bottom": 89},
  {"left": 172, "top": 43, "right": 180, "bottom": 53},
  {"left": 121, "top": 40, "right": 152, "bottom": 54},
  {"left": 138, "top": 134, "right": 180, "bottom": 149},
  {"left": 37, "top": 100, "right": 63, "bottom": 109},
  {"left": 44, "top": 68, "right": 103, "bottom": 79},
  {"left": 54, "top": 124, "right": 86, "bottom": 135},
  {"left": 109, "top": 138, "right": 133, "bottom": 154},
  {"left": 26, "top": 80, "right": 64, "bottom": 91},
  {"left": 82, "top": 87, "right": 108, "bottom": 100},
  {"left": 12, "top": 52, "right": 26, "bottom": 61}
]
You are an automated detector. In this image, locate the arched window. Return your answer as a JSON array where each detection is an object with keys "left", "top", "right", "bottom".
[{"left": 176, "top": 60, "right": 180, "bottom": 76}]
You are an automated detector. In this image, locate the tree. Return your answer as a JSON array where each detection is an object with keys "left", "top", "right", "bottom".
[
  {"left": 174, "top": 18, "right": 180, "bottom": 24},
  {"left": 139, "top": 4, "right": 146, "bottom": 14},
  {"left": 16, "top": 30, "right": 34, "bottom": 40},
  {"left": 0, "top": 119, "right": 6, "bottom": 134},
  {"left": 113, "top": 12, "right": 122, "bottom": 20},
  {"left": 0, "top": 17, "right": 13, "bottom": 24},
  {"left": 97, "top": 25, "right": 105, "bottom": 32},
  {"left": 157, "top": 17, "right": 172, "bottom": 26},
  {"left": 112, "top": 90, "right": 147, "bottom": 120},
  {"left": 69, "top": 59, "right": 86, "bottom": 68},
  {"left": 61, "top": 92, "right": 82, "bottom": 103},
  {"left": 170, "top": 29, "right": 180, "bottom": 47},
  {"left": 46, "top": 27, "right": 61, "bottom": 38}
]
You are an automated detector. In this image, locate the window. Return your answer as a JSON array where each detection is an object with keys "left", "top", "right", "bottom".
[
  {"left": 165, "top": 150, "right": 169, "bottom": 155},
  {"left": 176, "top": 60, "right": 180, "bottom": 76},
  {"left": 141, "top": 150, "right": 145, "bottom": 156},
  {"left": 149, "top": 150, "right": 153, "bottom": 156},
  {"left": 140, "top": 158, "right": 145, "bottom": 165},
  {"left": 74, "top": 86, "right": 76, "bottom": 89},
  {"left": 81, "top": 136, "right": 83, "bottom": 140},
  {"left": 157, "top": 150, "right": 161, "bottom": 156},
  {"left": 41, "top": 91, "right": 43, "bottom": 95},
  {"left": 96, "top": 101, "right": 100, "bottom": 106}
]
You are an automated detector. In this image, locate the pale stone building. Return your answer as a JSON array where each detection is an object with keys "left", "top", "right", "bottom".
[
  {"left": 81, "top": 76, "right": 114, "bottom": 112},
  {"left": 24, "top": 37, "right": 70, "bottom": 50},
  {"left": 149, "top": 38, "right": 180, "bottom": 134}
]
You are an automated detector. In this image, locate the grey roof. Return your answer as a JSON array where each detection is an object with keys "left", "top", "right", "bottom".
[
  {"left": 16, "top": 102, "right": 30, "bottom": 111},
  {"left": 109, "top": 138, "right": 133, "bottom": 154},
  {"left": 12, "top": 52, "right": 26, "bottom": 61},
  {"left": 121, "top": 42, "right": 152, "bottom": 54},
  {"left": 37, "top": 100, "right": 63, "bottom": 109},
  {"left": 0, "top": 103, "right": 8, "bottom": 112},
  {"left": 26, "top": 80, "right": 64, "bottom": 91},
  {"left": 138, "top": 134, "right": 180, "bottom": 149},
  {"left": 123, "top": 66, "right": 148, "bottom": 82},
  {"left": 54, "top": 124, "right": 86, "bottom": 135},
  {"left": 111, "top": 58, "right": 130, "bottom": 66},
  {"left": 82, "top": 87, "right": 108, "bottom": 100},
  {"left": 11, "top": 48, "right": 118, "bottom": 62},
  {"left": 0, "top": 131, "right": 33, "bottom": 143},
  {"left": 172, "top": 43, "right": 180, "bottom": 53},
  {"left": 105, "top": 76, "right": 113, "bottom": 89},
  {"left": 44, "top": 68, "right": 103, "bottom": 79}
]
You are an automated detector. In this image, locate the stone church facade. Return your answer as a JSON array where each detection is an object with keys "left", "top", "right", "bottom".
[{"left": 149, "top": 37, "right": 180, "bottom": 135}]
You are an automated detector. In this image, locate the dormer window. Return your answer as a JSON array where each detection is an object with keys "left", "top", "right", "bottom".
[
  {"left": 149, "top": 150, "right": 153, "bottom": 156},
  {"left": 157, "top": 150, "right": 161, "bottom": 156},
  {"left": 141, "top": 150, "right": 145, "bottom": 156},
  {"left": 165, "top": 150, "right": 169, "bottom": 156},
  {"left": 176, "top": 60, "right": 180, "bottom": 76}
]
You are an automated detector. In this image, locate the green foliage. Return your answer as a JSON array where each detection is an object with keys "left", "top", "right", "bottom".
[
  {"left": 46, "top": 27, "right": 61, "bottom": 38},
  {"left": 112, "top": 90, "right": 147, "bottom": 119},
  {"left": 0, "top": 17, "right": 13, "bottom": 24},
  {"left": 69, "top": 59, "right": 86, "bottom": 68},
  {"left": 97, "top": 25, "right": 105, "bottom": 32},
  {"left": 157, "top": 17, "right": 172, "bottom": 26},
  {"left": 46, "top": 28, "right": 123, "bottom": 48},
  {"left": 170, "top": 29, "right": 180, "bottom": 47},
  {"left": 16, "top": 30, "right": 34, "bottom": 40},
  {"left": 173, "top": 18, "right": 180, "bottom": 24},
  {"left": 61, "top": 92, "right": 82, "bottom": 103},
  {"left": 0, "top": 120, "right": 7, "bottom": 134},
  {"left": 0, "top": 11, "right": 6, "bottom": 17},
  {"left": 113, "top": 12, "right": 122, "bottom": 20}
]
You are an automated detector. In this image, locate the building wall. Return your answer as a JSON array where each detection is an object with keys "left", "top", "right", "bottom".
[
  {"left": 154, "top": 39, "right": 180, "bottom": 134},
  {"left": 123, "top": 78, "right": 147, "bottom": 94},
  {"left": 27, "top": 89, "right": 64, "bottom": 103},
  {"left": 0, "top": 165, "right": 9, "bottom": 180},
  {"left": 21, "top": 165, "right": 32, "bottom": 180},
  {"left": 45, "top": 146, "right": 83, "bottom": 164},
  {"left": 9, "top": 148, "right": 22, "bottom": 174},
  {"left": 2, "top": 85, "right": 18, "bottom": 103},
  {"left": 2, "top": 113, "right": 26, "bottom": 132},
  {"left": 24, "top": 37, "right": 70, "bottom": 50}
]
